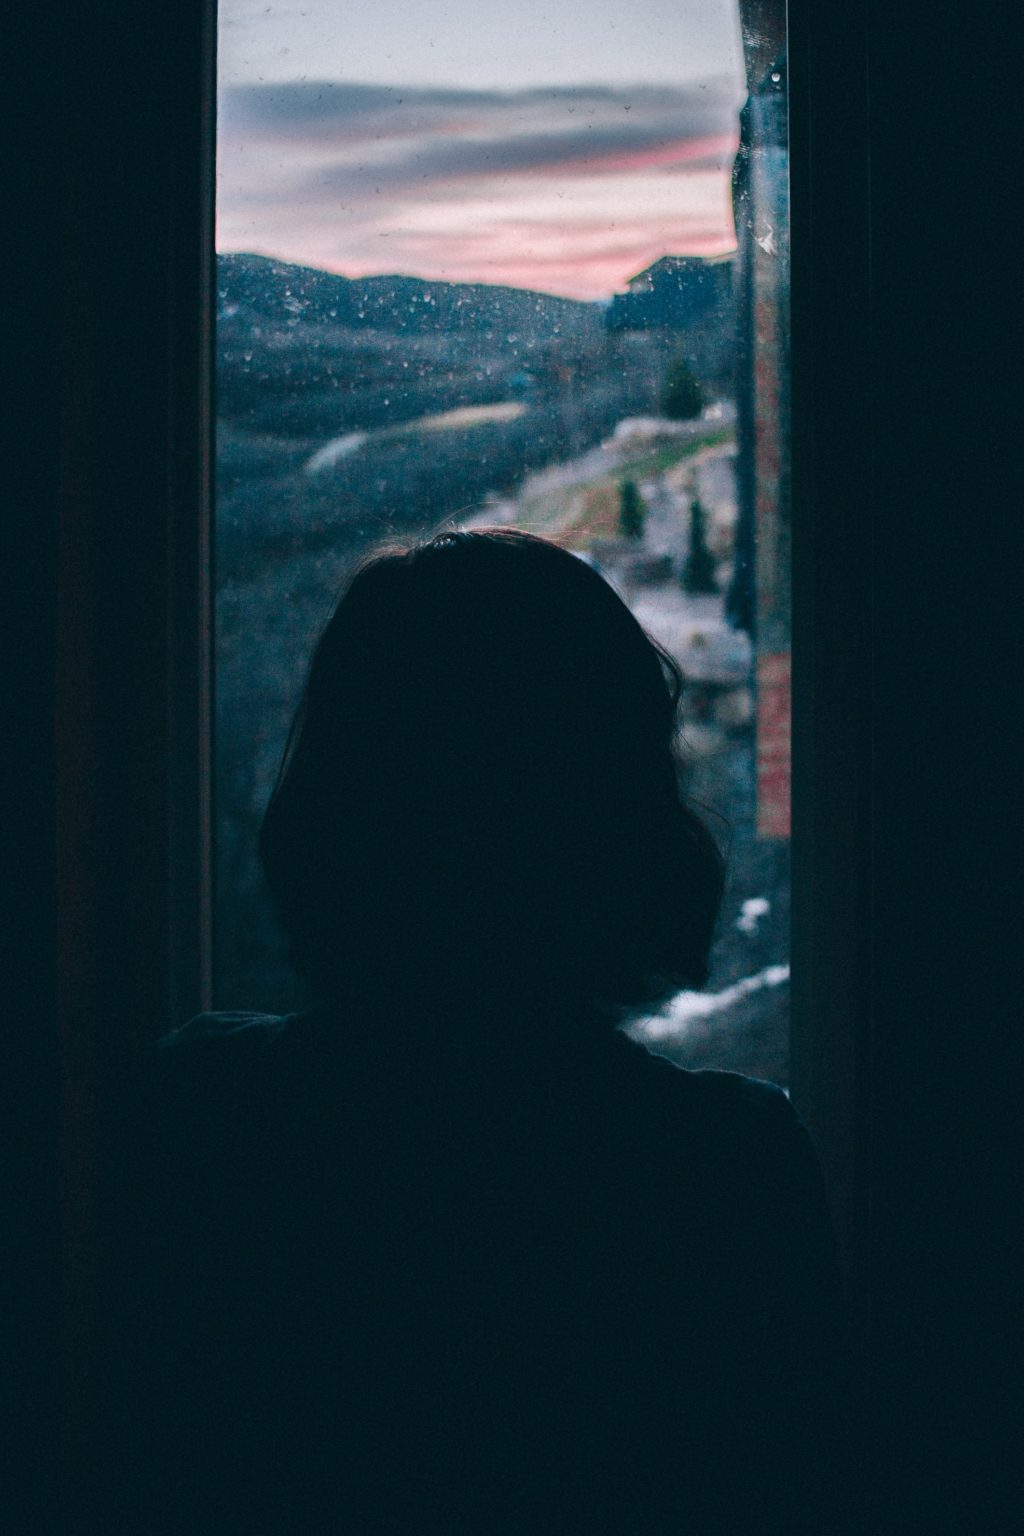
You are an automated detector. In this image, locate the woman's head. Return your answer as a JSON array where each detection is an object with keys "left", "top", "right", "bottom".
[{"left": 260, "top": 530, "right": 724, "bottom": 1019}]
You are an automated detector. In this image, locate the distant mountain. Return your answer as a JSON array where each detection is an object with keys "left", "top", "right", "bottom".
[
  {"left": 216, "top": 253, "right": 601, "bottom": 343},
  {"left": 215, "top": 252, "right": 614, "bottom": 441}
]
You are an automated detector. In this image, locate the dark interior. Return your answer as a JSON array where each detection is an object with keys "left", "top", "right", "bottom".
[{"left": 8, "top": 2, "right": 1017, "bottom": 1530}]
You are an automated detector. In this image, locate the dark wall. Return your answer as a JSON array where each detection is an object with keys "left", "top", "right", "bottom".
[
  {"left": 863, "top": 6, "right": 1016, "bottom": 1526},
  {"left": 9, "top": 3, "right": 212, "bottom": 1526},
  {"left": 789, "top": 1, "right": 1018, "bottom": 1529}
]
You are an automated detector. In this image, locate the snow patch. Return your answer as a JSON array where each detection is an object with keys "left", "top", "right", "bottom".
[
  {"left": 735, "top": 897, "right": 770, "bottom": 935},
  {"left": 305, "top": 431, "right": 368, "bottom": 474},
  {"left": 634, "top": 964, "right": 790, "bottom": 1043},
  {"left": 413, "top": 401, "right": 526, "bottom": 433}
]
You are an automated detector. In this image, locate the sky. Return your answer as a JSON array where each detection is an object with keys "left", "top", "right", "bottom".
[{"left": 217, "top": 1, "right": 747, "bottom": 300}]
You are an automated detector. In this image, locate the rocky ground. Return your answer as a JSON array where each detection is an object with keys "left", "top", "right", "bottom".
[
  {"left": 614, "top": 500, "right": 787, "bottom": 1079},
  {"left": 471, "top": 417, "right": 790, "bottom": 1083}
]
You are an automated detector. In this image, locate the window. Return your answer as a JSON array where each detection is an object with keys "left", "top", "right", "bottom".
[{"left": 213, "top": 0, "right": 792, "bottom": 1082}]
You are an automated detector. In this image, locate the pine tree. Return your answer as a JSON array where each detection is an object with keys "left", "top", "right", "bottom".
[
  {"left": 682, "top": 493, "right": 719, "bottom": 593},
  {"left": 661, "top": 356, "right": 705, "bottom": 421},
  {"left": 618, "top": 479, "right": 645, "bottom": 540}
]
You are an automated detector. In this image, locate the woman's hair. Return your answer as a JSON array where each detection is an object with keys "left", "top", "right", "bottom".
[{"left": 260, "top": 530, "right": 724, "bottom": 1019}]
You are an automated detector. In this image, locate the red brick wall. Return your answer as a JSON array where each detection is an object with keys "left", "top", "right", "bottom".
[{"left": 756, "top": 649, "right": 791, "bottom": 839}]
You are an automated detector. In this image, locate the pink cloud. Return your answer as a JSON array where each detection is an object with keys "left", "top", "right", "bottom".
[
  {"left": 217, "top": 80, "right": 742, "bottom": 299},
  {"left": 306, "top": 219, "right": 736, "bottom": 301},
  {"left": 548, "top": 131, "right": 737, "bottom": 178}
]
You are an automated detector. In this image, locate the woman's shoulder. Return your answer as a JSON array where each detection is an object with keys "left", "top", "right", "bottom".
[
  {"left": 137, "top": 1011, "right": 315, "bottom": 1184},
  {"left": 158, "top": 1008, "right": 299, "bottom": 1057},
  {"left": 610, "top": 1028, "right": 800, "bottom": 1137},
  {"left": 606, "top": 1033, "right": 825, "bottom": 1214},
  {"left": 608, "top": 1036, "right": 841, "bottom": 1334},
  {"left": 151, "top": 1009, "right": 309, "bottom": 1095}
]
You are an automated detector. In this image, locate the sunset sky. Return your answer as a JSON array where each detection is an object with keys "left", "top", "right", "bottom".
[{"left": 217, "top": 1, "right": 746, "bottom": 301}]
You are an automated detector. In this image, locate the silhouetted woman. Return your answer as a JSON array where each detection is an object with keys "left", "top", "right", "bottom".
[{"left": 119, "top": 531, "right": 853, "bottom": 1534}]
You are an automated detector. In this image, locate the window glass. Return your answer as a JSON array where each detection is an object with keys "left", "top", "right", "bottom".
[{"left": 215, "top": 0, "right": 790, "bottom": 1082}]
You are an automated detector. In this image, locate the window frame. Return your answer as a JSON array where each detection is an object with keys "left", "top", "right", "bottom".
[
  {"left": 787, "top": 0, "right": 873, "bottom": 1312},
  {"left": 182, "top": 0, "right": 874, "bottom": 1277},
  {"left": 203, "top": 0, "right": 873, "bottom": 1301}
]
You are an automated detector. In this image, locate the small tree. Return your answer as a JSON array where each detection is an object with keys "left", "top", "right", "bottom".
[
  {"left": 661, "top": 356, "right": 705, "bottom": 421},
  {"left": 618, "top": 479, "right": 645, "bottom": 540},
  {"left": 682, "top": 492, "right": 719, "bottom": 593}
]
